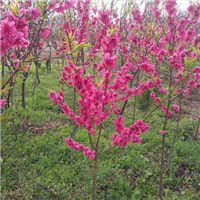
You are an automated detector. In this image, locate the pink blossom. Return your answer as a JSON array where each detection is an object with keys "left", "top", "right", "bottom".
[
  {"left": 0, "top": 99, "right": 7, "bottom": 108},
  {"left": 168, "top": 53, "right": 178, "bottom": 63},
  {"left": 69, "top": 112, "right": 75, "bottom": 119},
  {"left": 140, "top": 63, "right": 155, "bottom": 73},
  {"left": 155, "top": 78, "right": 161, "bottom": 85},
  {"left": 161, "top": 105, "right": 167, "bottom": 113},
  {"left": 178, "top": 30, "right": 186, "bottom": 38},
  {"left": 153, "top": 72, "right": 158, "bottom": 77},
  {"left": 145, "top": 157, "right": 149, "bottom": 161},
  {"left": 102, "top": 33, "right": 119, "bottom": 50},
  {"left": 112, "top": 119, "right": 147, "bottom": 146},
  {"left": 154, "top": 10, "right": 161, "bottom": 19},
  {"left": 29, "top": 7, "right": 41, "bottom": 19},
  {"left": 40, "top": 26, "right": 51, "bottom": 37},
  {"left": 65, "top": 138, "right": 95, "bottom": 159},
  {"left": 150, "top": 91, "right": 156, "bottom": 99},
  {"left": 1, "top": 20, "right": 16, "bottom": 40},
  {"left": 113, "top": 107, "right": 122, "bottom": 115},
  {"left": 119, "top": 95, "right": 128, "bottom": 102},
  {"left": 98, "top": 9, "right": 111, "bottom": 26},
  {"left": 183, "top": 88, "right": 190, "bottom": 96},
  {"left": 62, "top": 104, "right": 70, "bottom": 114},
  {"left": 172, "top": 104, "right": 180, "bottom": 112},
  {"left": 193, "top": 66, "right": 200, "bottom": 73},
  {"left": 15, "top": 59, "right": 20, "bottom": 69},
  {"left": 164, "top": 0, "right": 177, "bottom": 16},
  {"left": 24, "top": 64, "right": 30, "bottom": 70},
  {"left": 175, "top": 88, "right": 182, "bottom": 93},
  {"left": 64, "top": 1, "right": 76, "bottom": 10},
  {"left": 89, "top": 129, "right": 95, "bottom": 134},
  {"left": 168, "top": 110, "right": 173, "bottom": 116},
  {"left": 171, "top": 63, "right": 181, "bottom": 70},
  {"left": 194, "top": 73, "right": 200, "bottom": 80},
  {"left": 114, "top": 115, "right": 124, "bottom": 133},
  {"left": 131, "top": 9, "right": 143, "bottom": 23},
  {"left": 154, "top": 97, "right": 160, "bottom": 105},
  {"left": 160, "top": 88, "right": 167, "bottom": 94},
  {"left": 58, "top": 91, "right": 65, "bottom": 97},
  {"left": 187, "top": 5, "right": 195, "bottom": 15},
  {"left": 187, "top": 79, "right": 196, "bottom": 87},
  {"left": 75, "top": 116, "right": 84, "bottom": 126},
  {"left": 160, "top": 130, "right": 165, "bottom": 135},
  {"left": 196, "top": 83, "right": 200, "bottom": 88}
]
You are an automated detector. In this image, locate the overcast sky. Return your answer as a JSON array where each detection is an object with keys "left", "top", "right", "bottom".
[{"left": 102, "top": 0, "right": 193, "bottom": 12}]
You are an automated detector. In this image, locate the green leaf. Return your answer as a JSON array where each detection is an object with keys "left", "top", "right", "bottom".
[
  {"left": 74, "top": 43, "right": 91, "bottom": 52},
  {"left": 36, "top": 0, "right": 44, "bottom": 13},
  {"left": 3, "top": 107, "right": 13, "bottom": 122},
  {"left": 1, "top": 114, "right": 4, "bottom": 123},
  {"left": 0, "top": 87, "right": 13, "bottom": 95},
  {"left": 5, "top": 0, "right": 20, "bottom": 16}
]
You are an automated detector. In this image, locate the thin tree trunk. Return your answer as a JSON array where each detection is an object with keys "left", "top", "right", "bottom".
[
  {"left": 92, "top": 155, "right": 98, "bottom": 200},
  {"left": 22, "top": 72, "right": 28, "bottom": 109},
  {"left": 71, "top": 88, "right": 77, "bottom": 162},
  {"left": 132, "top": 69, "right": 140, "bottom": 123},
  {"left": 159, "top": 68, "right": 172, "bottom": 200},
  {"left": 22, "top": 81, "right": 25, "bottom": 109},
  {"left": 6, "top": 72, "right": 13, "bottom": 108},
  {"left": 35, "top": 61, "right": 40, "bottom": 84},
  {"left": 119, "top": 99, "right": 128, "bottom": 116},
  {"left": 11, "top": 86, "right": 18, "bottom": 140},
  {"left": 2, "top": 59, "right": 5, "bottom": 78},
  {"left": 195, "top": 120, "right": 200, "bottom": 139},
  {"left": 166, "top": 94, "right": 182, "bottom": 172}
]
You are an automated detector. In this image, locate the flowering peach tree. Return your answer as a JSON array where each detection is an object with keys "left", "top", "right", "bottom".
[
  {"left": 48, "top": 0, "right": 200, "bottom": 199},
  {"left": 0, "top": 0, "right": 75, "bottom": 119}
]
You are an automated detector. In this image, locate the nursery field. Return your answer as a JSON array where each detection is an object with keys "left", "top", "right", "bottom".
[
  {"left": 1, "top": 0, "right": 200, "bottom": 199},
  {"left": 1, "top": 63, "right": 200, "bottom": 199}
]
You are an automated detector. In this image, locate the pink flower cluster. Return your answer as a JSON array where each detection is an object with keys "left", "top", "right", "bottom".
[
  {"left": 0, "top": 13, "right": 29, "bottom": 55},
  {"left": 164, "top": 0, "right": 177, "bottom": 16},
  {"left": 193, "top": 67, "right": 200, "bottom": 89},
  {"left": 76, "top": 0, "right": 91, "bottom": 43},
  {"left": 150, "top": 91, "right": 173, "bottom": 116},
  {"left": 140, "top": 63, "right": 156, "bottom": 73},
  {"left": 160, "top": 130, "right": 165, "bottom": 135},
  {"left": 131, "top": 9, "right": 143, "bottom": 23},
  {"left": 46, "top": 0, "right": 75, "bottom": 13},
  {"left": 112, "top": 117, "right": 148, "bottom": 146},
  {"left": 98, "top": 10, "right": 111, "bottom": 27},
  {"left": 49, "top": 90, "right": 65, "bottom": 107},
  {"left": 48, "top": 21, "right": 151, "bottom": 158},
  {"left": 29, "top": 7, "right": 41, "bottom": 19},
  {"left": 172, "top": 104, "right": 180, "bottom": 112},
  {"left": 14, "top": 59, "right": 30, "bottom": 71},
  {"left": 40, "top": 26, "right": 51, "bottom": 37},
  {"left": 0, "top": 99, "right": 7, "bottom": 109},
  {"left": 111, "top": 61, "right": 163, "bottom": 102},
  {"left": 65, "top": 138, "right": 95, "bottom": 159}
]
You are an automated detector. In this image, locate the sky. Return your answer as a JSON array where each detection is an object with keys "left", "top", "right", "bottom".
[{"left": 102, "top": 0, "right": 194, "bottom": 12}]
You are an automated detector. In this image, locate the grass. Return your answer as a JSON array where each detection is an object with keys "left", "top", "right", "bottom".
[{"left": 1, "top": 61, "right": 200, "bottom": 199}]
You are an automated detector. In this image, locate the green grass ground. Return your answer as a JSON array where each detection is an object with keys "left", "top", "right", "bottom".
[{"left": 1, "top": 62, "right": 200, "bottom": 199}]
